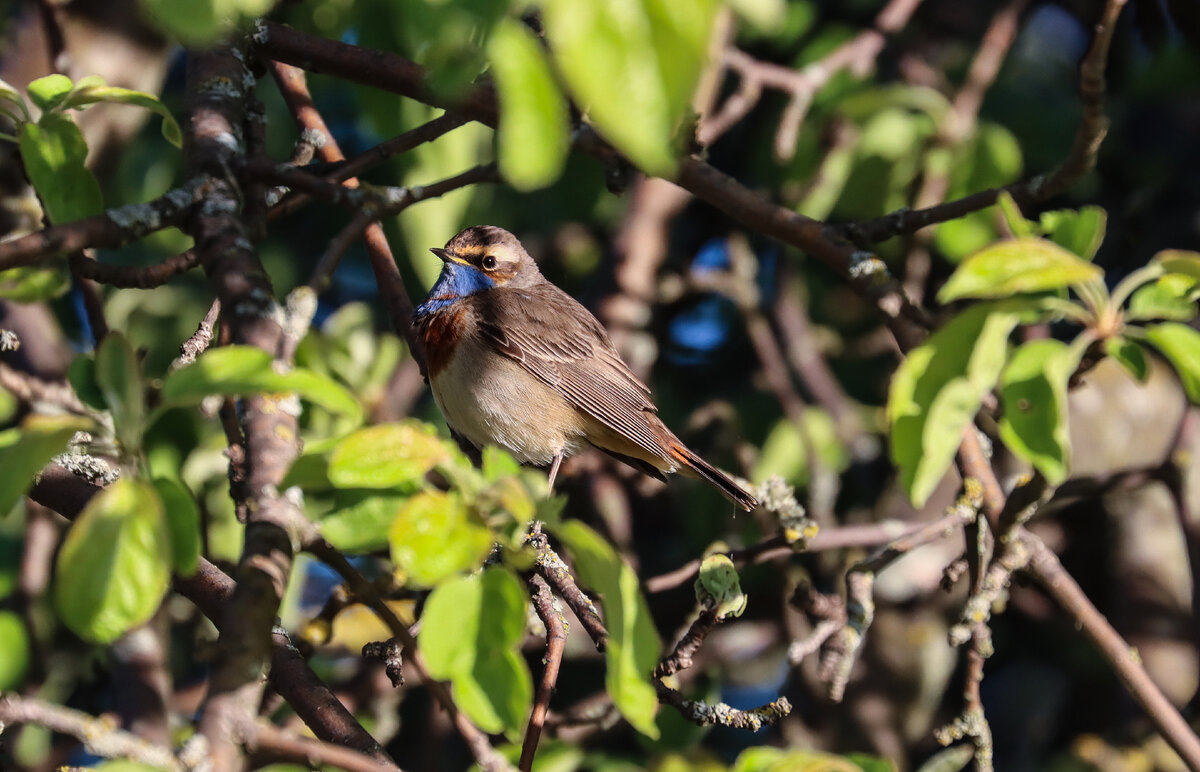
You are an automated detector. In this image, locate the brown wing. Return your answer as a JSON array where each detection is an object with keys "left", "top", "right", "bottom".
[{"left": 469, "top": 283, "right": 668, "bottom": 462}]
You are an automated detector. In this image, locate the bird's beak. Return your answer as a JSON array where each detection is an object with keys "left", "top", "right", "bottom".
[{"left": 430, "top": 247, "right": 470, "bottom": 267}]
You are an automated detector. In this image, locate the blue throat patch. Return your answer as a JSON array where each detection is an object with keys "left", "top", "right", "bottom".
[{"left": 415, "top": 261, "right": 496, "bottom": 318}]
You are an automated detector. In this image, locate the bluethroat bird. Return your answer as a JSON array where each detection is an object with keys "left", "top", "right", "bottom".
[{"left": 414, "top": 225, "right": 759, "bottom": 511}]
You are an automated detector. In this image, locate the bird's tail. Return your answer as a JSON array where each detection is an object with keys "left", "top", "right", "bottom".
[{"left": 668, "top": 441, "right": 758, "bottom": 511}]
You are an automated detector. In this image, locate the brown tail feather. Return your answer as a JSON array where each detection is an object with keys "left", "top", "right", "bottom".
[{"left": 668, "top": 442, "right": 758, "bottom": 511}]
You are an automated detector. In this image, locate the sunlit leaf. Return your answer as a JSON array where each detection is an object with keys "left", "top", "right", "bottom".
[
  {"left": 328, "top": 421, "right": 448, "bottom": 488},
  {"left": 1127, "top": 275, "right": 1198, "bottom": 322},
  {"left": 542, "top": 0, "right": 716, "bottom": 175},
  {"left": 19, "top": 113, "right": 104, "bottom": 224},
  {"left": 141, "top": 0, "right": 275, "bottom": 46},
  {"left": 26, "top": 74, "right": 74, "bottom": 112},
  {"left": 888, "top": 303, "right": 1028, "bottom": 506},
  {"left": 54, "top": 478, "right": 171, "bottom": 643},
  {"left": 937, "top": 238, "right": 1102, "bottom": 303},
  {"left": 1145, "top": 322, "right": 1200, "bottom": 403},
  {"left": 1153, "top": 249, "right": 1200, "bottom": 280},
  {"left": 996, "top": 191, "right": 1033, "bottom": 238},
  {"left": 160, "top": 345, "right": 361, "bottom": 420},
  {"left": 0, "top": 414, "right": 91, "bottom": 516},
  {"left": 997, "top": 338, "right": 1083, "bottom": 484},
  {"left": 488, "top": 18, "right": 569, "bottom": 191},
  {"left": 1039, "top": 206, "right": 1107, "bottom": 260},
  {"left": 557, "top": 520, "right": 660, "bottom": 738},
  {"left": 732, "top": 746, "right": 868, "bottom": 772},
  {"left": 320, "top": 494, "right": 406, "bottom": 554},
  {"left": 389, "top": 491, "right": 492, "bottom": 587},
  {"left": 694, "top": 554, "right": 747, "bottom": 619},
  {"left": 418, "top": 567, "right": 532, "bottom": 736}
]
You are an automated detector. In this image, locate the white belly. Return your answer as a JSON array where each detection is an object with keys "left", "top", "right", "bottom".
[{"left": 430, "top": 338, "right": 586, "bottom": 465}]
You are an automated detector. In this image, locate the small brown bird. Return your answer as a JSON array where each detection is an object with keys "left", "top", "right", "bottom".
[{"left": 414, "top": 225, "right": 758, "bottom": 511}]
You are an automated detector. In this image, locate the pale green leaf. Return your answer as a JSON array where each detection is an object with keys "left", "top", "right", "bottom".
[
  {"left": 543, "top": 0, "right": 715, "bottom": 175},
  {"left": 1145, "top": 323, "right": 1200, "bottom": 403},
  {"left": 488, "top": 18, "right": 569, "bottom": 191},
  {"left": 1127, "top": 275, "right": 1198, "bottom": 322},
  {"left": 997, "top": 339, "right": 1082, "bottom": 484},
  {"left": 388, "top": 491, "right": 493, "bottom": 587},
  {"left": 54, "top": 478, "right": 171, "bottom": 643},
  {"left": 320, "top": 494, "right": 406, "bottom": 554},
  {"left": 888, "top": 303, "right": 1026, "bottom": 506},
  {"left": 694, "top": 554, "right": 747, "bottom": 619},
  {"left": 1039, "top": 206, "right": 1107, "bottom": 260},
  {"left": 1153, "top": 249, "right": 1200, "bottom": 280},
  {"left": 18, "top": 114, "right": 104, "bottom": 223},
  {"left": 418, "top": 567, "right": 532, "bottom": 736},
  {"left": 0, "top": 414, "right": 91, "bottom": 516},
  {"left": 996, "top": 191, "right": 1033, "bottom": 238},
  {"left": 152, "top": 477, "right": 201, "bottom": 576},
  {"left": 140, "top": 0, "right": 274, "bottom": 45},
  {"left": 26, "top": 74, "right": 74, "bottom": 112},
  {"left": 62, "top": 78, "right": 182, "bottom": 147},
  {"left": 328, "top": 421, "right": 448, "bottom": 488},
  {"left": 96, "top": 332, "right": 146, "bottom": 454},
  {"left": 937, "top": 237, "right": 1103, "bottom": 303},
  {"left": 160, "top": 345, "right": 362, "bottom": 420},
  {"left": 557, "top": 520, "right": 660, "bottom": 738}
]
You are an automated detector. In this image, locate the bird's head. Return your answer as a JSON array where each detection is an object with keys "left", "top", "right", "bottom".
[{"left": 430, "top": 225, "right": 543, "bottom": 290}]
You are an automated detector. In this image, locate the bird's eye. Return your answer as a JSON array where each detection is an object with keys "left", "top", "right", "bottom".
[{"left": 482, "top": 255, "right": 498, "bottom": 270}]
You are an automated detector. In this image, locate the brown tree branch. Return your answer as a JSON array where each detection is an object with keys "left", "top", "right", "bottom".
[{"left": 519, "top": 574, "right": 568, "bottom": 772}]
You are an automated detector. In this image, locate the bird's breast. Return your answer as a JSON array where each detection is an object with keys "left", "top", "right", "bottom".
[{"left": 419, "top": 306, "right": 467, "bottom": 378}]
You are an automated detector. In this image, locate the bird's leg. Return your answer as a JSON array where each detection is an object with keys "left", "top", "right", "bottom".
[{"left": 547, "top": 452, "right": 564, "bottom": 495}]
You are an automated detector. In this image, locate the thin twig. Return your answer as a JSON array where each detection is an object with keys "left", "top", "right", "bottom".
[
  {"left": 528, "top": 524, "right": 608, "bottom": 651},
  {"left": 0, "top": 694, "right": 182, "bottom": 771},
  {"left": 519, "top": 575, "right": 567, "bottom": 772}
]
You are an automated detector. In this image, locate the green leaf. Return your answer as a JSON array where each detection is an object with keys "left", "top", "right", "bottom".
[
  {"left": 18, "top": 113, "right": 104, "bottom": 223},
  {"left": 418, "top": 567, "right": 532, "bottom": 736},
  {"left": 732, "top": 747, "right": 869, "bottom": 772},
  {"left": 141, "top": 0, "right": 274, "bottom": 46},
  {"left": 482, "top": 445, "right": 522, "bottom": 482},
  {"left": 997, "top": 339, "right": 1083, "bottom": 484},
  {"left": 1153, "top": 249, "right": 1200, "bottom": 280},
  {"left": 1145, "top": 323, "right": 1200, "bottom": 403},
  {"left": 1104, "top": 337, "right": 1149, "bottom": 382},
  {"left": 152, "top": 477, "right": 201, "bottom": 576},
  {"left": 725, "top": 0, "right": 785, "bottom": 30},
  {"left": 1127, "top": 275, "right": 1198, "bottom": 322},
  {"left": 320, "top": 494, "right": 406, "bottom": 554},
  {"left": 0, "top": 414, "right": 91, "bottom": 516},
  {"left": 888, "top": 303, "right": 1026, "bottom": 506},
  {"left": 934, "top": 210, "right": 997, "bottom": 264},
  {"left": 388, "top": 491, "right": 493, "bottom": 587},
  {"left": 694, "top": 554, "right": 747, "bottom": 619},
  {"left": 542, "top": 0, "right": 716, "bottom": 175},
  {"left": 328, "top": 421, "right": 448, "bottom": 488},
  {"left": 914, "top": 744, "right": 975, "bottom": 772},
  {"left": 1039, "top": 206, "right": 1107, "bottom": 260},
  {"left": 488, "top": 18, "right": 570, "bottom": 191},
  {"left": 0, "top": 76, "right": 29, "bottom": 121},
  {"left": 96, "top": 332, "right": 146, "bottom": 454},
  {"left": 937, "top": 237, "right": 1103, "bottom": 303},
  {"left": 95, "top": 762, "right": 172, "bottom": 772},
  {"left": 557, "top": 520, "right": 661, "bottom": 738},
  {"left": 26, "top": 74, "right": 74, "bottom": 112},
  {"left": 0, "top": 265, "right": 71, "bottom": 302},
  {"left": 996, "top": 192, "right": 1033, "bottom": 238},
  {"left": 61, "top": 78, "right": 182, "bottom": 148},
  {"left": 68, "top": 354, "right": 108, "bottom": 410},
  {"left": 160, "top": 345, "right": 362, "bottom": 421},
  {"left": 0, "top": 610, "right": 30, "bottom": 690},
  {"left": 54, "top": 478, "right": 171, "bottom": 643}
]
